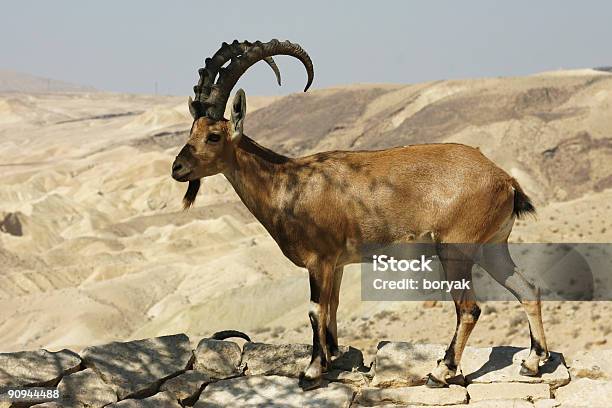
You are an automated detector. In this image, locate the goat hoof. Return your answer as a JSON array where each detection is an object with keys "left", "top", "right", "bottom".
[
  {"left": 425, "top": 373, "right": 448, "bottom": 388},
  {"left": 299, "top": 373, "right": 324, "bottom": 391},
  {"left": 519, "top": 363, "right": 539, "bottom": 377}
]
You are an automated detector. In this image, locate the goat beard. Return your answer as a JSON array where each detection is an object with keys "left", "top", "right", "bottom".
[{"left": 182, "top": 179, "right": 201, "bottom": 210}]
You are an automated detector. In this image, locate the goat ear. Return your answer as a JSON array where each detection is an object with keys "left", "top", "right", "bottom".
[
  {"left": 230, "top": 89, "right": 247, "bottom": 143},
  {"left": 188, "top": 97, "right": 198, "bottom": 119}
]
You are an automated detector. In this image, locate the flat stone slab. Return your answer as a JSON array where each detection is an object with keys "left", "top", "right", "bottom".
[
  {"left": 466, "top": 401, "right": 535, "bottom": 408},
  {"left": 0, "top": 349, "right": 81, "bottom": 388},
  {"left": 193, "top": 338, "right": 242, "bottom": 379},
  {"left": 324, "top": 369, "right": 368, "bottom": 386},
  {"left": 462, "top": 346, "right": 569, "bottom": 388},
  {"left": 160, "top": 370, "right": 211, "bottom": 406},
  {"left": 243, "top": 342, "right": 309, "bottom": 377},
  {"left": 371, "top": 342, "right": 446, "bottom": 387},
  {"left": 567, "top": 349, "right": 612, "bottom": 380},
  {"left": 358, "top": 385, "right": 468, "bottom": 406},
  {"left": 81, "top": 334, "right": 193, "bottom": 399},
  {"left": 351, "top": 400, "right": 537, "bottom": 408},
  {"left": 243, "top": 342, "right": 364, "bottom": 377},
  {"left": 467, "top": 383, "right": 550, "bottom": 402},
  {"left": 106, "top": 391, "right": 182, "bottom": 407},
  {"left": 353, "top": 401, "right": 535, "bottom": 408},
  {"left": 194, "top": 375, "right": 354, "bottom": 408},
  {"left": 533, "top": 399, "right": 560, "bottom": 408},
  {"left": 371, "top": 343, "right": 569, "bottom": 389},
  {"left": 555, "top": 378, "right": 612, "bottom": 407},
  {"left": 58, "top": 368, "right": 117, "bottom": 407}
]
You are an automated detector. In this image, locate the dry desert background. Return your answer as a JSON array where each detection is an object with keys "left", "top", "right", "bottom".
[{"left": 1, "top": 68, "right": 612, "bottom": 364}]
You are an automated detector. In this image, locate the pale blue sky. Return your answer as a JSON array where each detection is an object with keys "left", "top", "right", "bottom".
[{"left": 1, "top": 1, "right": 610, "bottom": 95}]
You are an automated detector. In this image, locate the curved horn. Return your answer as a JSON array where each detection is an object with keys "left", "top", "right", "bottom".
[
  {"left": 264, "top": 57, "right": 282, "bottom": 86},
  {"left": 195, "top": 39, "right": 314, "bottom": 120},
  {"left": 192, "top": 41, "right": 285, "bottom": 111}
]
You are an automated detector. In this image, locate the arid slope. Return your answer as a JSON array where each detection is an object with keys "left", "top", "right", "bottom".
[{"left": 1, "top": 70, "right": 611, "bottom": 363}]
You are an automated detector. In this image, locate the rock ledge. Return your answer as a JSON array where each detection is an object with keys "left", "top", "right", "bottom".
[{"left": 0, "top": 336, "right": 607, "bottom": 407}]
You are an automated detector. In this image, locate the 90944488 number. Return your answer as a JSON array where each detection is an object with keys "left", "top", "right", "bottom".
[{"left": 2, "top": 387, "right": 60, "bottom": 401}]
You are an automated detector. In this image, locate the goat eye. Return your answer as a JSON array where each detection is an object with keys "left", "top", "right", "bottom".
[{"left": 206, "top": 133, "right": 221, "bottom": 143}]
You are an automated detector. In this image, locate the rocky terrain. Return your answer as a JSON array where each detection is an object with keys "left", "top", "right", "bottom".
[
  {"left": 1, "top": 68, "right": 612, "bottom": 380},
  {"left": 1, "top": 334, "right": 611, "bottom": 407}
]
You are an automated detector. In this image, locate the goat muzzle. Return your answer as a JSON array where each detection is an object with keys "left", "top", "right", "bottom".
[{"left": 171, "top": 157, "right": 192, "bottom": 182}]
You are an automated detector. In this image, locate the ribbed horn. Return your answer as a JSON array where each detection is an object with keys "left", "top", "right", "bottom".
[{"left": 192, "top": 39, "right": 314, "bottom": 120}]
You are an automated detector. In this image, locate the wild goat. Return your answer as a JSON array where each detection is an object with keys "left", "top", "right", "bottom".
[{"left": 171, "top": 39, "right": 548, "bottom": 389}]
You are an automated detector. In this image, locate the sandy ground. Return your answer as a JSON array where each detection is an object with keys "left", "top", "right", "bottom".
[{"left": 1, "top": 69, "right": 611, "bottom": 365}]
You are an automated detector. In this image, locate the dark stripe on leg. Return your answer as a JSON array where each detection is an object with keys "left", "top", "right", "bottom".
[
  {"left": 308, "top": 270, "right": 327, "bottom": 368},
  {"left": 326, "top": 328, "right": 339, "bottom": 356}
]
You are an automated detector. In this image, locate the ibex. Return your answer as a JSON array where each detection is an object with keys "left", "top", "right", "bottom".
[{"left": 171, "top": 39, "right": 548, "bottom": 389}]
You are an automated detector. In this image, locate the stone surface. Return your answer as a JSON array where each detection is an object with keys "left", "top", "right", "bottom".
[
  {"left": 0, "top": 349, "right": 81, "bottom": 388},
  {"left": 370, "top": 342, "right": 446, "bottom": 387},
  {"left": 106, "top": 391, "right": 182, "bottom": 407},
  {"left": 358, "top": 384, "right": 468, "bottom": 406},
  {"left": 353, "top": 403, "right": 534, "bottom": 408},
  {"left": 160, "top": 370, "right": 211, "bottom": 405},
  {"left": 555, "top": 378, "right": 612, "bottom": 408},
  {"left": 467, "top": 401, "right": 535, "bottom": 408},
  {"left": 467, "top": 383, "right": 550, "bottom": 402},
  {"left": 534, "top": 399, "right": 560, "bottom": 408},
  {"left": 242, "top": 342, "right": 363, "bottom": 378},
  {"left": 324, "top": 369, "right": 368, "bottom": 386},
  {"left": 57, "top": 368, "right": 117, "bottom": 407},
  {"left": 568, "top": 349, "right": 612, "bottom": 380},
  {"left": 81, "top": 334, "right": 193, "bottom": 399},
  {"left": 7, "top": 340, "right": 612, "bottom": 408},
  {"left": 462, "top": 346, "right": 570, "bottom": 388},
  {"left": 193, "top": 338, "right": 242, "bottom": 379},
  {"left": 194, "top": 375, "right": 355, "bottom": 407}
]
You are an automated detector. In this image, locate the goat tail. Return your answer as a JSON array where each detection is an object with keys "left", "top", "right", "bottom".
[
  {"left": 511, "top": 179, "right": 536, "bottom": 219},
  {"left": 211, "top": 330, "right": 251, "bottom": 342}
]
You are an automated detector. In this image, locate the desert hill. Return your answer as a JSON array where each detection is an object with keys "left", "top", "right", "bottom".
[
  {"left": 1, "top": 69, "right": 611, "bottom": 364},
  {"left": 0, "top": 69, "right": 97, "bottom": 94}
]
